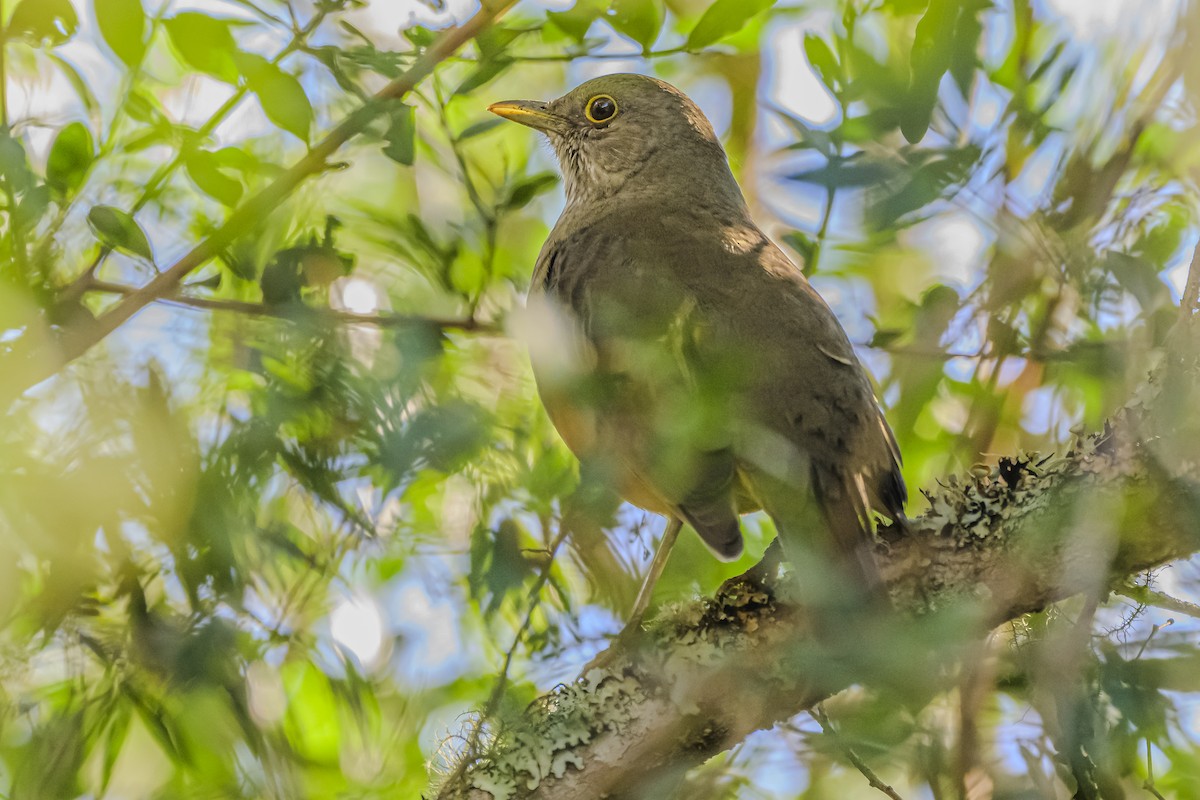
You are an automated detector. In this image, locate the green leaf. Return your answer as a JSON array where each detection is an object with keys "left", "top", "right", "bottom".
[
  {"left": 185, "top": 149, "right": 243, "bottom": 207},
  {"left": 454, "top": 55, "right": 513, "bottom": 96},
  {"left": 234, "top": 53, "right": 312, "bottom": 141},
  {"left": 381, "top": 103, "right": 416, "bottom": 166},
  {"left": 7, "top": 0, "right": 78, "bottom": 46},
  {"left": 99, "top": 703, "right": 133, "bottom": 793},
  {"left": 46, "top": 122, "right": 94, "bottom": 195},
  {"left": 503, "top": 172, "right": 559, "bottom": 211},
  {"left": 866, "top": 146, "right": 980, "bottom": 229},
  {"left": 782, "top": 231, "right": 817, "bottom": 265},
  {"left": 686, "top": 0, "right": 774, "bottom": 50},
  {"left": 163, "top": 13, "right": 240, "bottom": 84},
  {"left": 606, "top": 0, "right": 662, "bottom": 52},
  {"left": 87, "top": 205, "right": 154, "bottom": 261},
  {"left": 803, "top": 33, "right": 840, "bottom": 92},
  {"left": 777, "top": 111, "right": 835, "bottom": 156},
  {"left": 14, "top": 184, "right": 52, "bottom": 232},
  {"left": 0, "top": 132, "right": 32, "bottom": 193},
  {"left": 48, "top": 54, "right": 99, "bottom": 116},
  {"left": 902, "top": 0, "right": 957, "bottom": 143},
  {"left": 458, "top": 118, "right": 504, "bottom": 141},
  {"left": 788, "top": 155, "right": 896, "bottom": 188},
  {"left": 124, "top": 90, "right": 166, "bottom": 125},
  {"left": 94, "top": 0, "right": 146, "bottom": 66},
  {"left": 547, "top": 0, "right": 606, "bottom": 42}
]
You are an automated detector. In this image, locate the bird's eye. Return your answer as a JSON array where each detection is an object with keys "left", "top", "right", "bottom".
[{"left": 585, "top": 94, "right": 618, "bottom": 125}]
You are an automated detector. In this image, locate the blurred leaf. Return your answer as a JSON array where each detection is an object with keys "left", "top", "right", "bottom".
[
  {"left": 455, "top": 55, "right": 513, "bottom": 95},
  {"left": 185, "top": 148, "right": 243, "bottom": 207},
  {"left": 782, "top": 231, "right": 817, "bottom": 265},
  {"left": 234, "top": 53, "right": 312, "bottom": 141},
  {"left": 686, "top": 0, "right": 774, "bottom": 50},
  {"left": 124, "top": 90, "right": 166, "bottom": 125},
  {"left": 547, "top": 0, "right": 606, "bottom": 42},
  {"left": 381, "top": 102, "right": 416, "bottom": 166},
  {"left": 803, "top": 33, "right": 840, "bottom": 92},
  {"left": 46, "top": 121, "right": 94, "bottom": 196},
  {"left": 163, "top": 13, "right": 240, "bottom": 83},
  {"left": 1105, "top": 252, "right": 1171, "bottom": 313},
  {"left": 87, "top": 205, "right": 154, "bottom": 261},
  {"left": 458, "top": 118, "right": 505, "bottom": 141},
  {"left": 606, "top": 0, "right": 662, "bottom": 52},
  {"left": 94, "top": 0, "right": 146, "bottom": 66},
  {"left": 0, "top": 132, "right": 33, "bottom": 193},
  {"left": 867, "top": 146, "right": 980, "bottom": 228},
  {"left": 502, "top": 172, "right": 559, "bottom": 211},
  {"left": 902, "top": 0, "right": 956, "bottom": 143},
  {"left": 789, "top": 154, "right": 896, "bottom": 187},
  {"left": 99, "top": 702, "right": 133, "bottom": 792},
  {"left": 48, "top": 54, "right": 100, "bottom": 116},
  {"left": 778, "top": 110, "right": 836, "bottom": 156},
  {"left": 470, "top": 518, "right": 536, "bottom": 615},
  {"left": 7, "top": 0, "right": 78, "bottom": 46},
  {"left": 14, "top": 184, "right": 51, "bottom": 232}
]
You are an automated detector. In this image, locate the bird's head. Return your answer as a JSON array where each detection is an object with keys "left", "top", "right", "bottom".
[{"left": 489, "top": 73, "right": 744, "bottom": 210}]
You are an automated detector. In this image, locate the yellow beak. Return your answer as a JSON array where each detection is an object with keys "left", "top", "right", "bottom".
[{"left": 487, "top": 100, "right": 570, "bottom": 134}]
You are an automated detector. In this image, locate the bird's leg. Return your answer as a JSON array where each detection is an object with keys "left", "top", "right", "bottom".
[
  {"left": 627, "top": 515, "right": 683, "bottom": 632},
  {"left": 584, "top": 516, "right": 682, "bottom": 672}
]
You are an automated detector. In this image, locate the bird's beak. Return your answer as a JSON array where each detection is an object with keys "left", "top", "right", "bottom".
[{"left": 487, "top": 100, "right": 570, "bottom": 135}]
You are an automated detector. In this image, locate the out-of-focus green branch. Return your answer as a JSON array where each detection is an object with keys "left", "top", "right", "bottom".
[
  {"left": 59, "top": 2, "right": 341, "bottom": 295},
  {"left": 86, "top": 279, "right": 496, "bottom": 332},
  {"left": 2, "top": 0, "right": 519, "bottom": 407}
]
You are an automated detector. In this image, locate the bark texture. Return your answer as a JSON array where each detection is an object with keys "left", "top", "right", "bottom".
[{"left": 435, "top": 325, "right": 1200, "bottom": 800}]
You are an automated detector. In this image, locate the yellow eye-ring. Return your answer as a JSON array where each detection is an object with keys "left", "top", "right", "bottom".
[{"left": 585, "top": 94, "right": 618, "bottom": 125}]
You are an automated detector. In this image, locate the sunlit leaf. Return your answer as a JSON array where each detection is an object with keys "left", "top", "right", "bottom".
[
  {"left": 94, "top": 0, "right": 146, "bottom": 66},
  {"left": 686, "top": 0, "right": 774, "bottom": 50},
  {"left": 7, "top": 0, "right": 78, "bottom": 46},
  {"left": 185, "top": 148, "right": 243, "bottom": 207},
  {"left": 547, "top": 0, "right": 606, "bottom": 42},
  {"left": 46, "top": 122, "right": 94, "bottom": 196},
  {"left": 234, "top": 53, "right": 312, "bottom": 141},
  {"left": 606, "top": 0, "right": 662, "bottom": 52},
  {"left": 163, "top": 13, "right": 240, "bottom": 83},
  {"left": 87, "top": 205, "right": 154, "bottom": 261}
]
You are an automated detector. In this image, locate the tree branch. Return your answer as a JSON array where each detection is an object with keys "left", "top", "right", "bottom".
[
  {"left": 85, "top": 280, "right": 496, "bottom": 333},
  {"left": 434, "top": 322, "right": 1200, "bottom": 800},
  {"left": 2, "top": 0, "right": 517, "bottom": 405}
]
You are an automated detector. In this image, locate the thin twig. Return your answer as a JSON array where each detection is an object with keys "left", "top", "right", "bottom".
[
  {"left": 86, "top": 279, "right": 496, "bottom": 332},
  {"left": 1115, "top": 583, "right": 1200, "bottom": 621},
  {"left": 6, "top": 0, "right": 518, "bottom": 404},
  {"left": 1143, "top": 739, "right": 1168, "bottom": 800},
  {"left": 812, "top": 705, "right": 905, "bottom": 800}
]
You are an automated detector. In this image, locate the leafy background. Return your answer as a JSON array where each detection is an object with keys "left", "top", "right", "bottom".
[{"left": 0, "top": 0, "right": 1198, "bottom": 797}]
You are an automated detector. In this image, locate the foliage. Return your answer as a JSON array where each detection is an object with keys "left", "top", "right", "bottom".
[{"left": 0, "top": 0, "right": 1197, "bottom": 797}]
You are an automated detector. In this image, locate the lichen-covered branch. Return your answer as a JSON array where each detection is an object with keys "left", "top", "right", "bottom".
[{"left": 434, "top": 325, "right": 1200, "bottom": 800}]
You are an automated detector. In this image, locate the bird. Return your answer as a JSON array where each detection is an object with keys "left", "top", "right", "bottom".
[{"left": 488, "top": 74, "right": 906, "bottom": 616}]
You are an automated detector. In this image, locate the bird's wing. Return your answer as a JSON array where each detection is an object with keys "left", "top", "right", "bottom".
[
  {"left": 623, "top": 211, "right": 907, "bottom": 582},
  {"left": 532, "top": 217, "right": 745, "bottom": 560}
]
